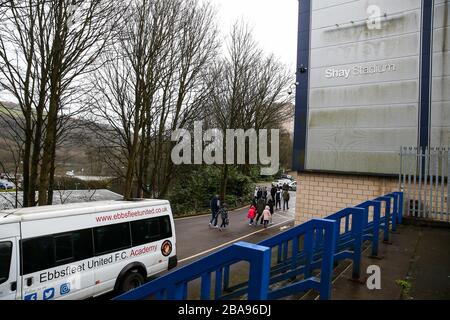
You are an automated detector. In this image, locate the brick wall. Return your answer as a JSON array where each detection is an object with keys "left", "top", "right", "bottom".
[{"left": 295, "top": 172, "right": 398, "bottom": 225}]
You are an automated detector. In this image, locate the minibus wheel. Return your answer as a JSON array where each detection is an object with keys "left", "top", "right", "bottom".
[{"left": 119, "top": 270, "right": 145, "bottom": 294}]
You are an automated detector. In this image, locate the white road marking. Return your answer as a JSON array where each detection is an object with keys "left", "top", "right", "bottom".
[{"left": 179, "top": 218, "right": 295, "bottom": 263}]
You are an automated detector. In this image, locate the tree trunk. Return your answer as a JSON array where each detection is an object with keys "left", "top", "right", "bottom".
[
  {"left": 136, "top": 140, "right": 145, "bottom": 199},
  {"left": 39, "top": 3, "right": 63, "bottom": 206},
  {"left": 47, "top": 144, "right": 57, "bottom": 205},
  {"left": 39, "top": 96, "right": 58, "bottom": 205},
  {"left": 123, "top": 141, "right": 139, "bottom": 200},
  {"left": 29, "top": 105, "right": 45, "bottom": 207},
  {"left": 22, "top": 129, "right": 31, "bottom": 207},
  {"left": 220, "top": 164, "right": 229, "bottom": 203}
]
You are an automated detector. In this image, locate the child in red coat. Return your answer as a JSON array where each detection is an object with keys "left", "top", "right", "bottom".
[{"left": 247, "top": 205, "right": 257, "bottom": 226}]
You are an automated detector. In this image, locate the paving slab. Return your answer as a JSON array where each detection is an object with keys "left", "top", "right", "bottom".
[{"left": 331, "top": 225, "right": 450, "bottom": 300}]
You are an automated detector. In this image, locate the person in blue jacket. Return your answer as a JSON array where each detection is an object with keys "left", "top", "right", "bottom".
[{"left": 209, "top": 195, "right": 220, "bottom": 228}]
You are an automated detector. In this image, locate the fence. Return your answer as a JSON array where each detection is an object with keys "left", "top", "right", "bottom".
[
  {"left": 400, "top": 147, "right": 449, "bottom": 221},
  {"left": 115, "top": 193, "right": 403, "bottom": 301}
]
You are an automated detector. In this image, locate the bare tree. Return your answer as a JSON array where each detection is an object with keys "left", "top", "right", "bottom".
[
  {"left": 147, "top": 0, "right": 219, "bottom": 198},
  {"left": 90, "top": 0, "right": 218, "bottom": 200},
  {"left": 206, "top": 22, "right": 293, "bottom": 201},
  {"left": 0, "top": 0, "right": 123, "bottom": 207}
]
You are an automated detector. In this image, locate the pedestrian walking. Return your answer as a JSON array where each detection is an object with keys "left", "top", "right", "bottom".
[
  {"left": 267, "top": 198, "right": 274, "bottom": 225},
  {"left": 247, "top": 204, "right": 257, "bottom": 226},
  {"left": 209, "top": 195, "right": 220, "bottom": 228},
  {"left": 283, "top": 190, "right": 290, "bottom": 211},
  {"left": 218, "top": 203, "right": 229, "bottom": 231},
  {"left": 263, "top": 206, "right": 272, "bottom": 229},
  {"left": 270, "top": 186, "right": 277, "bottom": 202},
  {"left": 257, "top": 187, "right": 263, "bottom": 200},
  {"left": 275, "top": 187, "right": 282, "bottom": 210},
  {"left": 256, "top": 197, "right": 266, "bottom": 226}
]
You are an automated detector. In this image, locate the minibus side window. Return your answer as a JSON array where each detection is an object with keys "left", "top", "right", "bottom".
[
  {"left": 54, "top": 229, "right": 93, "bottom": 266},
  {"left": 72, "top": 229, "right": 94, "bottom": 261},
  {"left": 94, "top": 223, "right": 131, "bottom": 256},
  {"left": 22, "top": 236, "right": 54, "bottom": 275},
  {"left": 55, "top": 234, "right": 73, "bottom": 265},
  {"left": 0, "top": 242, "right": 12, "bottom": 285},
  {"left": 159, "top": 216, "right": 173, "bottom": 239},
  {"left": 131, "top": 218, "right": 161, "bottom": 246}
]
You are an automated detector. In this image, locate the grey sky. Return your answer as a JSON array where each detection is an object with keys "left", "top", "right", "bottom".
[
  {"left": 0, "top": 1, "right": 299, "bottom": 103},
  {"left": 211, "top": 0, "right": 298, "bottom": 71}
]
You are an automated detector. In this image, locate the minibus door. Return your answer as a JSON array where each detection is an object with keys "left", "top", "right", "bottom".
[{"left": 0, "top": 237, "right": 20, "bottom": 300}]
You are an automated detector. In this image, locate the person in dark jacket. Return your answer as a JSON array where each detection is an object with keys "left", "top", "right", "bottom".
[
  {"left": 257, "top": 187, "right": 263, "bottom": 200},
  {"left": 283, "top": 190, "right": 290, "bottom": 211},
  {"left": 267, "top": 198, "right": 275, "bottom": 225},
  {"left": 256, "top": 197, "right": 266, "bottom": 226},
  {"left": 209, "top": 195, "right": 220, "bottom": 228},
  {"left": 275, "top": 187, "right": 282, "bottom": 210},
  {"left": 270, "top": 186, "right": 277, "bottom": 202}
]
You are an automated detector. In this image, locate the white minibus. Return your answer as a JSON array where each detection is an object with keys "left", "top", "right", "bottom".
[{"left": 0, "top": 199, "right": 177, "bottom": 300}]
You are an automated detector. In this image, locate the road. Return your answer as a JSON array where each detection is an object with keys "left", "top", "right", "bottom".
[
  {"left": 98, "top": 191, "right": 296, "bottom": 300},
  {"left": 175, "top": 191, "right": 296, "bottom": 266}
]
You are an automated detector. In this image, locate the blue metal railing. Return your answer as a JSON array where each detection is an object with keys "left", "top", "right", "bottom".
[
  {"left": 114, "top": 192, "right": 404, "bottom": 301},
  {"left": 222, "top": 207, "right": 365, "bottom": 294},
  {"left": 115, "top": 242, "right": 272, "bottom": 300},
  {"left": 221, "top": 218, "right": 338, "bottom": 300}
]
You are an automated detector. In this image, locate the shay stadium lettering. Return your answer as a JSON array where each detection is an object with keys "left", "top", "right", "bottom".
[{"left": 325, "top": 63, "right": 397, "bottom": 79}]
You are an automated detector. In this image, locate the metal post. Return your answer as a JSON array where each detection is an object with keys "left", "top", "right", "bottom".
[
  {"left": 424, "top": 147, "right": 429, "bottom": 218},
  {"left": 435, "top": 147, "right": 439, "bottom": 220},
  {"left": 215, "top": 268, "right": 223, "bottom": 300},
  {"left": 430, "top": 148, "right": 435, "bottom": 218},
  {"left": 247, "top": 248, "right": 271, "bottom": 300},
  {"left": 418, "top": 147, "right": 423, "bottom": 218},
  {"left": 399, "top": 146, "right": 403, "bottom": 192},
  {"left": 407, "top": 148, "right": 413, "bottom": 217},
  {"left": 223, "top": 265, "right": 230, "bottom": 292},
  {"left": 447, "top": 148, "right": 450, "bottom": 222},
  {"left": 413, "top": 147, "right": 417, "bottom": 217},
  {"left": 318, "top": 220, "right": 337, "bottom": 300},
  {"left": 371, "top": 202, "right": 381, "bottom": 257},
  {"left": 201, "top": 273, "right": 211, "bottom": 300},
  {"left": 401, "top": 148, "right": 407, "bottom": 218},
  {"left": 441, "top": 149, "right": 445, "bottom": 221}
]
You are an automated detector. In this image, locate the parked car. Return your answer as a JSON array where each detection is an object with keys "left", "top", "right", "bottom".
[
  {"left": 289, "top": 181, "right": 297, "bottom": 191},
  {"left": 66, "top": 170, "right": 75, "bottom": 177},
  {"left": 0, "top": 180, "right": 15, "bottom": 190},
  {"left": 281, "top": 174, "right": 294, "bottom": 181},
  {"left": 272, "top": 179, "right": 292, "bottom": 188}
]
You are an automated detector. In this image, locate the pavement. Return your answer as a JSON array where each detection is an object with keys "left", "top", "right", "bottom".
[{"left": 327, "top": 223, "right": 450, "bottom": 300}]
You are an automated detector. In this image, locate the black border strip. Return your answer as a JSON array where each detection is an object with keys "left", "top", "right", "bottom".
[
  {"left": 419, "top": 0, "right": 434, "bottom": 151},
  {"left": 292, "top": 0, "right": 311, "bottom": 171}
]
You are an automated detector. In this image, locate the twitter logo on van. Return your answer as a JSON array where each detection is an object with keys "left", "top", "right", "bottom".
[{"left": 43, "top": 288, "right": 55, "bottom": 300}]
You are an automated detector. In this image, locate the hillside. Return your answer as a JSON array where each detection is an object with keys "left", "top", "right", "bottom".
[{"left": 0, "top": 102, "right": 113, "bottom": 176}]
